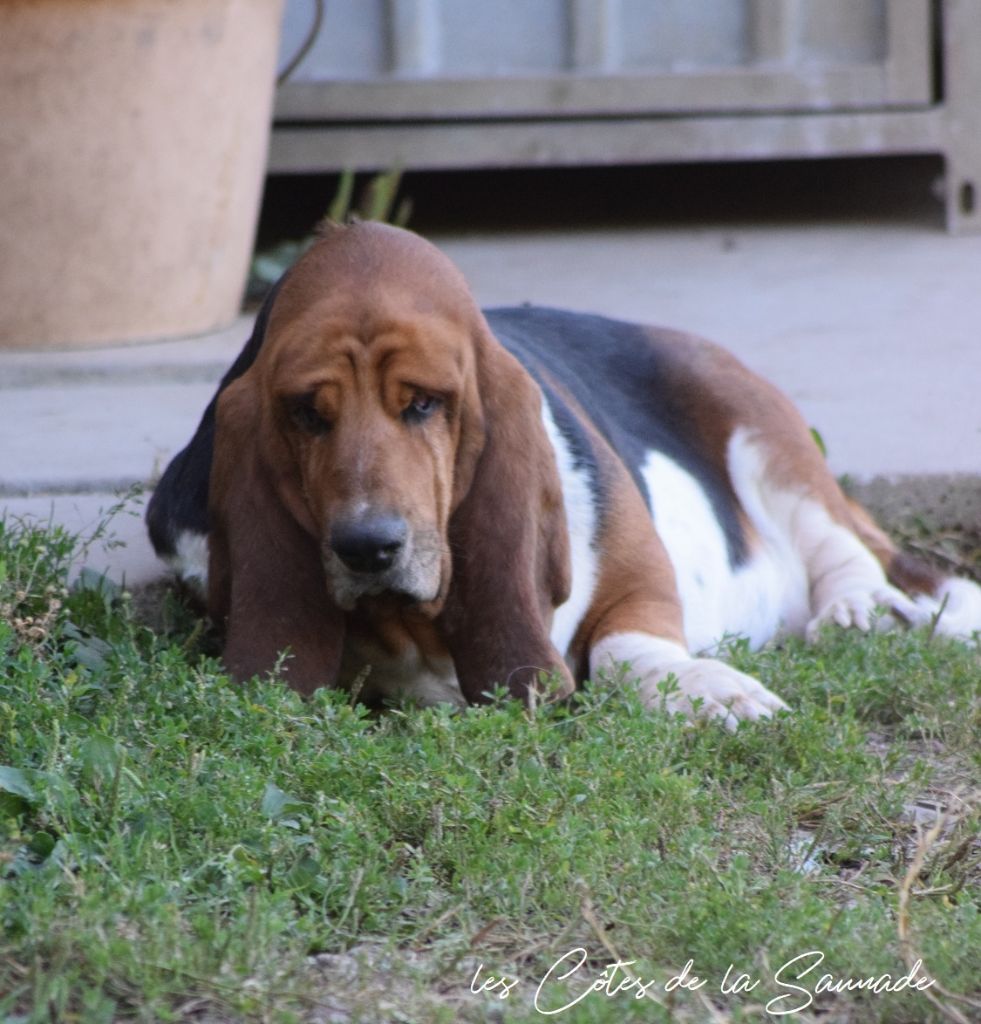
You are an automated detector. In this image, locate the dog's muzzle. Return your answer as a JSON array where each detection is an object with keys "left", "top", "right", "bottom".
[{"left": 322, "top": 512, "right": 443, "bottom": 610}]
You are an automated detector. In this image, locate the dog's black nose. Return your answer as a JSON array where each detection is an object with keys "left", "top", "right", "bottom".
[{"left": 329, "top": 514, "right": 408, "bottom": 574}]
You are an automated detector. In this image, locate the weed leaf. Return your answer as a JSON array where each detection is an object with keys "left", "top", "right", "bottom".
[
  {"left": 79, "top": 733, "right": 122, "bottom": 789},
  {"left": 261, "top": 782, "right": 306, "bottom": 822},
  {"left": 0, "top": 765, "right": 36, "bottom": 802},
  {"left": 72, "top": 567, "right": 121, "bottom": 601}
]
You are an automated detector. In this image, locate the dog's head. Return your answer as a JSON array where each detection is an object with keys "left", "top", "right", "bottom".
[
  {"left": 254, "top": 224, "right": 481, "bottom": 612},
  {"left": 208, "top": 223, "right": 571, "bottom": 699}
]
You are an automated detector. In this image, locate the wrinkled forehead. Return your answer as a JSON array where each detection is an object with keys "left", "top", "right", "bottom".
[
  {"left": 258, "top": 224, "right": 478, "bottom": 381},
  {"left": 270, "top": 224, "right": 476, "bottom": 332}
]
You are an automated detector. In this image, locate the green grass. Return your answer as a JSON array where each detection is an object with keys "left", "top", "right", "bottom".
[{"left": 1, "top": 517, "right": 979, "bottom": 1023}]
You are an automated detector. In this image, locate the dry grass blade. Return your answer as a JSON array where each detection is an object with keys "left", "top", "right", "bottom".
[
  {"left": 896, "top": 792, "right": 981, "bottom": 1024},
  {"left": 578, "top": 889, "right": 675, "bottom": 1014}
]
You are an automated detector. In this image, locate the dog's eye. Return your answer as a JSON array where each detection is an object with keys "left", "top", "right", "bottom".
[
  {"left": 403, "top": 392, "right": 441, "bottom": 424},
  {"left": 286, "top": 394, "right": 331, "bottom": 435}
]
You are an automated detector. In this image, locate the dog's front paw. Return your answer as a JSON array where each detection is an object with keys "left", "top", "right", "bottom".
[
  {"left": 590, "top": 634, "right": 789, "bottom": 731},
  {"left": 805, "top": 585, "right": 927, "bottom": 643},
  {"left": 638, "top": 659, "right": 789, "bottom": 732}
]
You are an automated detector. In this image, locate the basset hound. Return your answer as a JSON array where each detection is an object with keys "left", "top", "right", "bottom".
[{"left": 147, "top": 222, "right": 981, "bottom": 728}]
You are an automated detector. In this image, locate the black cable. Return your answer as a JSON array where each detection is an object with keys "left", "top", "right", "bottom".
[{"left": 277, "top": 0, "right": 325, "bottom": 85}]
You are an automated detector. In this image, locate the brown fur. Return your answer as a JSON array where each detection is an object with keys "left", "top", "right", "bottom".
[
  {"left": 636, "top": 326, "right": 909, "bottom": 576},
  {"left": 208, "top": 222, "right": 572, "bottom": 699},
  {"left": 841, "top": 497, "right": 945, "bottom": 597},
  {"left": 533, "top": 369, "right": 687, "bottom": 675},
  {"left": 209, "top": 375, "right": 344, "bottom": 694}
]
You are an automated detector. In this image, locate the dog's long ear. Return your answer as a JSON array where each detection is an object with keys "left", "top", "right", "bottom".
[
  {"left": 439, "top": 319, "right": 574, "bottom": 704},
  {"left": 208, "top": 373, "right": 345, "bottom": 695}
]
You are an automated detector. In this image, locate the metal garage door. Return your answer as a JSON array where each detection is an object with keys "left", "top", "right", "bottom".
[{"left": 276, "top": 0, "right": 932, "bottom": 121}]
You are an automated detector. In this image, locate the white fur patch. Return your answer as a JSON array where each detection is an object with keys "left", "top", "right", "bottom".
[
  {"left": 726, "top": 430, "right": 932, "bottom": 642},
  {"left": 590, "top": 630, "right": 788, "bottom": 730},
  {"left": 542, "top": 402, "right": 600, "bottom": 659},
  {"left": 912, "top": 577, "right": 981, "bottom": 642},
  {"left": 167, "top": 530, "right": 209, "bottom": 597},
  {"left": 640, "top": 445, "right": 804, "bottom": 652},
  {"left": 637, "top": 431, "right": 967, "bottom": 654}
]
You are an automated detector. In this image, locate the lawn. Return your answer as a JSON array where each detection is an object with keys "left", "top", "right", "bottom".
[{"left": 1, "top": 514, "right": 978, "bottom": 1024}]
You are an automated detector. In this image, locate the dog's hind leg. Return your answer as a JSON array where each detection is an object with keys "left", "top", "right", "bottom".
[{"left": 728, "top": 427, "right": 981, "bottom": 644}]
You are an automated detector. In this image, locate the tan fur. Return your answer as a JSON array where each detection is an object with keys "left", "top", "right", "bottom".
[
  {"left": 536, "top": 373, "right": 688, "bottom": 674},
  {"left": 208, "top": 222, "right": 571, "bottom": 699},
  {"left": 635, "top": 325, "right": 931, "bottom": 586}
]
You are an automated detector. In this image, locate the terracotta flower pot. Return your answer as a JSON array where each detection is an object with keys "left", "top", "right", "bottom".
[{"left": 0, "top": 0, "right": 284, "bottom": 348}]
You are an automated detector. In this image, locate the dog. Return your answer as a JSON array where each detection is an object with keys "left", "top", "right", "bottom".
[{"left": 146, "top": 222, "right": 981, "bottom": 728}]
